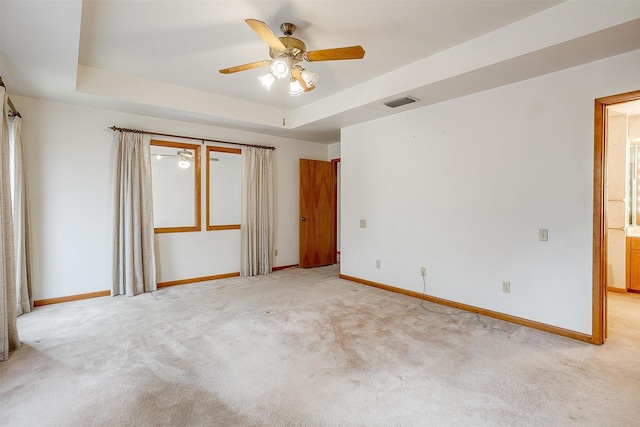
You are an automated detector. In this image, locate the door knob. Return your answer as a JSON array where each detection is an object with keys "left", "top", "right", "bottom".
[{"left": 300, "top": 217, "right": 306, "bottom": 221}]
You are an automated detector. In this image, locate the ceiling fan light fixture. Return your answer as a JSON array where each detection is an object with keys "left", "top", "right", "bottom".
[
  {"left": 301, "top": 69, "right": 319, "bottom": 88},
  {"left": 176, "top": 149, "right": 193, "bottom": 169},
  {"left": 258, "top": 72, "right": 276, "bottom": 90},
  {"left": 271, "top": 59, "right": 290, "bottom": 79},
  {"left": 289, "top": 78, "right": 304, "bottom": 96}
]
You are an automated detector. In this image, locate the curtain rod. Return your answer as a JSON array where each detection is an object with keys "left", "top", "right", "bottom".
[
  {"left": 109, "top": 126, "right": 276, "bottom": 150},
  {"left": 0, "top": 76, "right": 22, "bottom": 118}
]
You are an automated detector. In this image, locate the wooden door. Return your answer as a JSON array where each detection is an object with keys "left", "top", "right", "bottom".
[{"left": 299, "top": 159, "right": 336, "bottom": 268}]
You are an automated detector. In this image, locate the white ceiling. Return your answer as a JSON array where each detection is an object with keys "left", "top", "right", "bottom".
[{"left": 1, "top": 0, "right": 640, "bottom": 143}]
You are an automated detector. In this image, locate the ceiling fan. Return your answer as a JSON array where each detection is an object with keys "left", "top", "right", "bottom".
[
  {"left": 219, "top": 19, "right": 365, "bottom": 96},
  {"left": 152, "top": 149, "right": 194, "bottom": 169}
]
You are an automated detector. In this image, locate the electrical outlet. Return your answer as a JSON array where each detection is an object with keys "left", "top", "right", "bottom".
[
  {"left": 502, "top": 281, "right": 511, "bottom": 293},
  {"left": 360, "top": 219, "right": 367, "bottom": 228},
  {"left": 376, "top": 260, "right": 381, "bottom": 269},
  {"left": 420, "top": 267, "right": 427, "bottom": 277},
  {"left": 274, "top": 249, "right": 278, "bottom": 256}
]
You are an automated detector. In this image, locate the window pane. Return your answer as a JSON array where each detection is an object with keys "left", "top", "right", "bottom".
[
  {"left": 151, "top": 141, "right": 201, "bottom": 231},
  {"left": 207, "top": 147, "right": 241, "bottom": 229}
]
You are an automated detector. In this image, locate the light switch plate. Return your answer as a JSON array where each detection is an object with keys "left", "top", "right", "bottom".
[
  {"left": 502, "top": 281, "right": 511, "bottom": 293},
  {"left": 539, "top": 229, "right": 548, "bottom": 241}
]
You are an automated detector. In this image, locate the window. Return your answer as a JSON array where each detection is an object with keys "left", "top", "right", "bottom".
[
  {"left": 206, "top": 146, "right": 241, "bottom": 230},
  {"left": 150, "top": 140, "right": 201, "bottom": 233}
]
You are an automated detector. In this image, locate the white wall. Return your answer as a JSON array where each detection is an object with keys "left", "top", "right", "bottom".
[
  {"left": 328, "top": 142, "right": 342, "bottom": 253},
  {"left": 15, "top": 96, "right": 328, "bottom": 300},
  {"left": 341, "top": 50, "right": 640, "bottom": 335},
  {"left": 328, "top": 143, "right": 340, "bottom": 160}
]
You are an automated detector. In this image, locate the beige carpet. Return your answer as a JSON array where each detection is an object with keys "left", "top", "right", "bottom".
[{"left": 1, "top": 265, "right": 639, "bottom": 426}]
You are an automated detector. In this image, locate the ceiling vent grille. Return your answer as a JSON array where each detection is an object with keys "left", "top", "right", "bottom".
[{"left": 384, "top": 96, "right": 418, "bottom": 108}]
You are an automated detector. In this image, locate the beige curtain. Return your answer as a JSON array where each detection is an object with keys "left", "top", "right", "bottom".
[
  {"left": 241, "top": 147, "right": 274, "bottom": 276},
  {"left": 9, "top": 116, "right": 33, "bottom": 315},
  {"left": 112, "top": 131, "right": 157, "bottom": 296},
  {"left": 0, "top": 87, "right": 21, "bottom": 361}
]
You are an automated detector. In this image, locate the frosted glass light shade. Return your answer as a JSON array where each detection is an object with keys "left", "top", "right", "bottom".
[
  {"left": 258, "top": 73, "right": 276, "bottom": 90},
  {"left": 178, "top": 160, "right": 191, "bottom": 169},
  {"left": 301, "top": 69, "right": 319, "bottom": 87},
  {"left": 289, "top": 79, "right": 304, "bottom": 96},
  {"left": 271, "top": 59, "right": 290, "bottom": 79}
]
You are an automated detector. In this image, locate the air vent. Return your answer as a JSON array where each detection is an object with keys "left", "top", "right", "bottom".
[{"left": 384, "top": 96, "right": 418, "bottom": 108}]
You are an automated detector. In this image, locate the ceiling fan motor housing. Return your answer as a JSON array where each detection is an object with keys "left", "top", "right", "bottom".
[
  {"left": 177, "top": 149, "right": 193, "bottom": 160},
  {"left": 269, "top": 36, "right": 306, "bottom": 63}
]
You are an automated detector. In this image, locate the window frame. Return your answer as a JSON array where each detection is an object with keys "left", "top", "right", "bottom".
[{"left": 151, "top": 139, "right": 202, "bottom": 234}]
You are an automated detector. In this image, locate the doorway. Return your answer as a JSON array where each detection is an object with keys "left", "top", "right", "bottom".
[{"left": 593, "top": 90, "right": 640, "bottom": 345}]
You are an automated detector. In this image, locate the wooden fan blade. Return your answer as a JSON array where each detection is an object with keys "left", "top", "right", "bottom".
[
  {"left": 219, "top": 60, "right": 271, "bottom": 74},
  {"left": 245, "top": 18, "right": 286, "bottom": 52},
  {"left": 304, "top": 46, "right": 365, "bottom": 62},
  {"left": 291, "top": 67, "right": 314, "bottom": 92}
]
